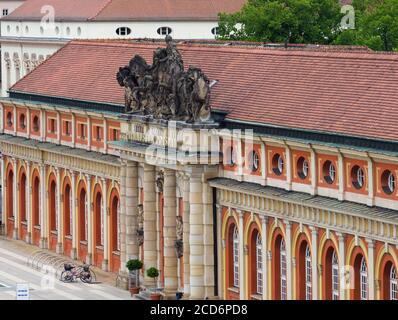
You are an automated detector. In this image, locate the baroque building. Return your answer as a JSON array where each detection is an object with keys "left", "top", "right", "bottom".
[
  {"left": 0, "top": 0, "right": 245, "bottom": 96},
  {"left": 1, "top": 38, "right": 398, "bottom": 300}
]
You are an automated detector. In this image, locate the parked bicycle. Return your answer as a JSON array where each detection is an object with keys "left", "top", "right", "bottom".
[{"left": 60, "top": 263, "right": 96, "bottom": 284}]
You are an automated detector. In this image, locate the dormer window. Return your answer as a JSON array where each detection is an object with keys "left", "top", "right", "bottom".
[
  {"left": 157, "top": 26, "right": 172, "bottom": 36},
  {"left": 116, "top": 27, "right": 131, "bottom": 36},
  {"left": 3, "top": 9, "right": 8, "bottom": 16}
]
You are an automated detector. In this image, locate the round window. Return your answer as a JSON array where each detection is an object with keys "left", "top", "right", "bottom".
[
  {"left": 272, "top": 153, "right": 284, "bottom": 176},
  {"left": 211, "top": 27, "right": 219, "bottom": 36},
  {"left": 77, "top": 27, "right": 82, "bottom": 36},
  {"left": 248, "top": 150, "right": 260, "bottom": 173},
  {"left": 351, "top": 165, "right": 365, "bottom": 189},
  {"left": 297, "top": 157, "right": 309, "bottom": 179},
  {"left": 25, "top": 26, "right": 29, "bottom": 34},
  {"left": 116, "top": 27, "right": 132, "bottom": 36},
  {"left": 323, "top": 160, "right": 336, "bottom": 184},
  {"left": 381, "top": 170, "right": 396, "bottom": 195},
  {"left": 66, "top": 27, "right": 71, "bottom": 36},
  {"left": 157, "top": 26, "right": 172, "bottom": 36}
]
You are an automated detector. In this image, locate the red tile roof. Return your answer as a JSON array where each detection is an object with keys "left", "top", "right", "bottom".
[
  {"left": 3, "top": 0, "right": 246, "bottom": 21},
  {"left": 10, "top": 40, "right": 398, "bottom": 143}
]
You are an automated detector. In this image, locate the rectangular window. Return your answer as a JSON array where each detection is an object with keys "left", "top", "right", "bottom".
[
  {"left": 79, "top": 123, "right": 86, "bottom": 140},
  {"left": 95, "top": 126, "right": 102, "bottom": 141},
  {"left": 112, "top": 128, "right": 119, "bottom": 141},
  {"left": 3, "top": 9, "right": 8, "bottom": 16},
  {"left": 65, "top": 121, "right": 71, "bottom": 136},
  {"left": 49, "top": 118, "right": 56, "bottom": 133}
]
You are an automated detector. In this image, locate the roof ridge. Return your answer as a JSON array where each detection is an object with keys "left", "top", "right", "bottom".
[
  {"left": 68, "top": 39, "right": 398, "bottom": 62},
  {"left": 88, "top": 0, "right": 114, "bottom": 21}
]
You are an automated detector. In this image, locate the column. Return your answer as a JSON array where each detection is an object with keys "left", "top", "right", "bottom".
[
  {"left": 39, "top": 164, "right": 47, "bottom": 248},
  {"left": 125, "top": 162, "right": 139, "bottom": 261},
  {"left": 40, "top": 109, "right": 46, "bottom": 142},
  {"left": 163, "top": 169, "right": 178, "bottom": 296},
  {"left": 143, "top": 164, "right": 157, "bottom": 287},
  {"left": 189, "top": 168, "right": 205, "bottom": 299},
  {"left": 261, "top": 216, "right": 268, "bottom": 300},
  {"left": 101, "top": 177, "right": 109, "bottom": 271},
  {"left": 285, "top": 220, "right": 293, "bottom": 300},
  {"left": 183, "top": 175, "right": 191, "bottom": 297},
  {"left": 367, "top": 239, "right": 375, "bottom": 300},
  {"left": 87, "top": 117, "right": 92, "bottom": 151},
  {"left": 12, "top": 158, "right": 18, "bottom": 239},
  {"left": 27, "top": 108, "right": 31, "bottom": 139},
  {"left": 216, "top": 204, "right": 223, "bottom": 299},
  {"left": 13, "top": 105, "right": 16, "bottom": 135},
  {"left": 25, "top": 161, "right": 32, "bottom": 243},
  {"left": 238, "top": 210, "right": 245, "bottom": 300},
  {"left": 86, "top": 174, "right": 92, "bottom": 264},
  {"left": 103, "top": 119, "right": 108, "bottom": 153},
  {"left": 119, "top": 163, "right": 127, "bottom": 274},
  {"left": 56, "top": 168, "right": 62, "bottom": 254},
  {"left": 71, "top": 171, "right": 77, "bottom": 259},
  {"left": 1, "top": 157, "right": 5, "bottom": 235},
  {"left": 57, "top": 111, "right": 61, "bottom": 144},
  {"left": 71, "top": 113, "right": 76, "bottom": 148},
  {"left": 311, "top": 227, "right": 318, "bottom": 300},
  {"left": 337, "top": 233, "right": 346, "bottom": 300}
]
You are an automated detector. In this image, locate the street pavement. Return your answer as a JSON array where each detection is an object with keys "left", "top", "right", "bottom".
[{"left": 0, "top": 236, "right": 133, "bottom": 300}]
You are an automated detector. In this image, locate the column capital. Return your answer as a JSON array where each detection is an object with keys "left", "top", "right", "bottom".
[
  {"left": 284, "top": 219, "right": 292, "bottom": 229},
  {"left": 237, "top": 209, "right": 244, "bottom": 219},
  {"left": 310, "top": 226, "right": 318, "bottom": 235},
  {"left": 366, "top": 238, "right": 375, "bottom": 248},
  {"left": 336, "top": 232, "right": 346, "bottom": 242},
  {"left": 260, "top": 215, "right": 268, "bottom": 225},
  {"left": 126, "top": 160, "right": 138, "bottom": 168}
]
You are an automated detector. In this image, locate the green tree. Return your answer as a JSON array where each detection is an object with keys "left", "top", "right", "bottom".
[
  {"left": 335, "top": 0, "right": 398, "bottom": 51},
  {"left": 218, "top": 0, "right": 343, "bottom": 45}
]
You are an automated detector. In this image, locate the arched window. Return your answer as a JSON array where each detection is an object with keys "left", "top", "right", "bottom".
[
  {"left": 391, "top": 266, "right": 397, "bottom": 301},
  {"left": 233, "top": 226, "right": 239, "bottom": 287},
  {"left": 280, "top": 239, "right": 287, "bottom": 300},
  {"left": 305, "top": 245, "right": 312, "bottom": 300},
  {"left": 256, "top": 234, "right": 263, "bottom": 294},
  {"left": 332, "top": 251, "right": 339, "bottom": 300},
  {"left": 360, "top": 258, "right": 368, "bottom": 300}
]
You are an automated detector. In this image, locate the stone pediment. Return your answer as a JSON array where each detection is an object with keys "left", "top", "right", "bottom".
[{"left": 117, "top": 36, "right": 212, "bottom": 123}]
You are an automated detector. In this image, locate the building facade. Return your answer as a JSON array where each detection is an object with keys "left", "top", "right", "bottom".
[
  {"left": 0, "top": 0, "right": 245, "bottom": 96},
  {"left": 1, "top": 39, "right": 398, "bottom": 300}
]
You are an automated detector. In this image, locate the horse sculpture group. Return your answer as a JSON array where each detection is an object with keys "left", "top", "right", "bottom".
[{"left": 117, "top": 36, "right": 211, "bottom": 123}]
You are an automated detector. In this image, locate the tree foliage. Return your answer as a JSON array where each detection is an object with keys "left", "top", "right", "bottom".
[{"left": 218, "top": 0, "right": 398, "bottom": 51}]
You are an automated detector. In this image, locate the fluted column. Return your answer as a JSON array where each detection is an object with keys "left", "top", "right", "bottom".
[
  {"left": 86, "top": 174, "right": 92, "bottom": 264},
  {"left": 1, "top": 157, "right": 5, "bottom": 235},
  {"left": 143, "top": 164, "right": 157, "bottom": 287},
  {"left": 311, "top": 227, "right": 318, "bottom": 300},
  {"left": 71, "top": 171, "right": 77, "bottom": 259},
  {"left": 39, "top": 163, "right": 47, "bottom": 248},
  {"left": 56, "top": 168, "right": 62, "bottom": 254},
  {"left": 183, "top": 174, "right": 191, "bottom": 297},
  {"left": 25, "top": 161, "right": 32, "bottom": 243},
  {"left": 285, "top": 220, "right": 292, "bottom": 300},
  {"left": 189, "top": 168, "right": 205, "bottom": 299},
  {"left": 119, "top": 163, "right": 127, "bottom": 273},
  {"left": 12, "top": 158, "right": 18, "bottom": 239},
  {"left": 261, "top": 216, "right": 268, "bottom": 300},
  {"left": 102, "top": 177, "right": 109, "bottom": 271},
  {"left": 238, "top": 210, "right": 245, "bottom": 300},
  {"left": 337, "top": 233, "right": 346, "bottom": 300},
  {"left": 163, "top": 169, "right": 178, "bottom": 296},
  {"left": 367, "top": 239, "right": 375, "bottom": 300},
  {"left": 125, "top": 161, "right": 139, "bottom": 261}
]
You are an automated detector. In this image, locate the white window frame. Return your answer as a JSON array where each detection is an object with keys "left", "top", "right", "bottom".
[
  {"left": 388, "top": 172, "right": 396, "bottom": 193},
  {"left": 391, "top": 266, "right": 397, "bottom": 301},
  {"left": 233, "top": 226, "right": 239, "bottom": 288},
  {"left": 256, "top": 234, "right": 263, "bottom": 294},
  {"left": 332, "top": 251, "right": 339, "bottom": 300},
  {"left": 357, "top": 167, "right": 365, "bottom": 188},
  {"left": 305, "top": 245, "right": 312, "bottom": 300},
  {"left": 360, "top": 257, "right": 368, "bottom": 300},
  {"left": 249, "top": 150, "right": 260, "bottom": 173},
  {"left": 302, "top": 159, "right": 309, "bottom": 178},
  {"left": 280, "top": 239, "right": 287, "bottom": 300},
  {"left": 277, "top": 155, "right": 284, "bottom": 174},
  {"left": 329, "top": 163, "right": 336, "bottom": 182}
]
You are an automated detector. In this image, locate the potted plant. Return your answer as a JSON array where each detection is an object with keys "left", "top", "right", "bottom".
[
  {"left": 146, "top": 267, "right": 161, "bottom": 300},
  {"left": 126, "top": 259, "right": 143, "bottom": 295}
]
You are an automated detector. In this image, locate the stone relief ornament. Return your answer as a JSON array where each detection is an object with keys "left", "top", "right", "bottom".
[
  {"left": 156, "top": 170, "right": 164, "bottom": 193},
  {"left": 137, "top": 204, "right": 144, "bottom": 246},
  {"left": 175, "top": 216, "right": 183, "bottom": 258},
  {"left": 117, "top": 35, "right": 211, "bottom": 123}
]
